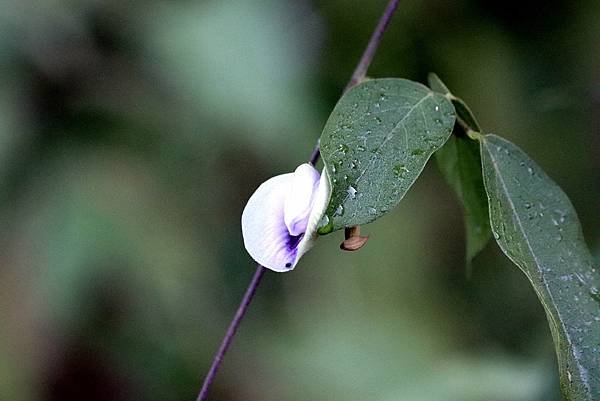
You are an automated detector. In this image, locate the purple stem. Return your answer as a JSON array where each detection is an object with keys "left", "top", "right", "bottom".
[
  {"left": 196, "top": 1, "right": 401, "bottom": 399},
  {"left": 309, "top": 0, "right": 400, "bottom": 166},
  {"left": 196, "top": 265, "right": 265, "bottom": 401},
  {"left": 345, "top": 0, "right": 401, "bottom": 92}
]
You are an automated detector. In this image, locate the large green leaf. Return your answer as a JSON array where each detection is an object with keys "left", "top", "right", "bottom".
[
  {"left": 480, "top": 134, "right": 600, "bottom": 400},
  {"left": 428, "top": 73, "right": 491, "bottom": 263},
  {"left": 436, "top": 135, "right": 491, "bottom": 263},
  {"left": 319, "top": 78, "right": 455, "bottom": 232}
]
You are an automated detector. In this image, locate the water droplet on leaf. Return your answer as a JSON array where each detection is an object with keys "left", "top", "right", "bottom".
[
  {"left": 393, "top": 164, "right": 409, "bottom": 177},
  {"left": 590, "top": 287, "right": 600, "bottom": 303},
  {"left": 338, "top": 144, "right": 349, "bottom": 154}
]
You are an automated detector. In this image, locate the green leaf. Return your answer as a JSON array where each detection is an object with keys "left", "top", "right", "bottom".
[
  {"left": 428, "top": 73, "right": 490, "bottom": 263},
  {"left": 319, "top": 78, "right": 455, "bottom": 232},
  {"left": 452, "top": 97, "right": 482, "bottom": 132},
  {"left": 428, "top": 73, "right": 481, "bottom": 132},
  {"left": 427, "top": 72, "right": 451, "bottom": 95},
  {"left": 436, "top": 135, "right": 491, "bottom": 263},
  {"left": 480, "top": 134, "right": 600, "bottom": 400}
]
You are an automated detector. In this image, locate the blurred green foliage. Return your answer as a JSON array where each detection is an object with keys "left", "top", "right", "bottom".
[{"left": 0, "top": 0, "right": 598, "bottom": 400}]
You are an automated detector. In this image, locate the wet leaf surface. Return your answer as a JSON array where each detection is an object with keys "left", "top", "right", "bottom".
[{"left": 481, "top": 134, "right": 600, "bottom": 401}]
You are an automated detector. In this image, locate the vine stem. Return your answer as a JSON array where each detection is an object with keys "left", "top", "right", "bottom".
[
  {"left": 196, "top": 265, "right": 265, "bottom": 401},
  {"left": 196, "top": 1, "right": 401, "bottom": 399},
  {"left": 310, "top": 0, "right": 400, "bottom": 166}
]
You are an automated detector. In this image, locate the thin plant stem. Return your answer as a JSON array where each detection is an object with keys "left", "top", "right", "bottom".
[
  {"left": 196, "top": 1, "right": 401, "bottom": 399},
  {"left": 345, "top": 0, "right": 401, "bottom": 92},
  {"left": 308, "top": 0, "right": 400, "bottom": 166},
  {"left": 196, "top": 265, "right": 265, "bottom": 401}
]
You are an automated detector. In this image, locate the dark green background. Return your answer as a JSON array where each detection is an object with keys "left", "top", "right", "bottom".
[{"left": 0, "top": 0, "right": 598, "bottom": 400}]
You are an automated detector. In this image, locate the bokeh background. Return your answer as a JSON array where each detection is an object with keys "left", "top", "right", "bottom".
[{"left": 1, "top": 0, "right": 599, "bottom": 400}]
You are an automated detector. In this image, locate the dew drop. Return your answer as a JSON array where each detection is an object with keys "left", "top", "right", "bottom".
[
  {"left": 590, "top": 287, "right": 600, "bottom": 303},
  {"left": 527, "top": 167, "right": 534, "bottom": 175},
  {"left": 493, "top": 232, "right": 501, "bottom": 240},
  {"left": 393, "top": 164, "right": 409, "bottom": 177},
  {"left": 347, "top": 186, "right": 357, "bottom": 199},
  {"left": 334, "top": 204, "right": 344, "bottom": 217},
  {"left": 524, "top": 202, "right": 532, "bottom": 209},
  {"left": 368, "top": 207, "right": 377, "bottom": 214},
  {"left": 434, "top": 105, "right": 440, "bottom": 112},
  {"left": 338, "top": 144, "right": 349, "bottom": 154}
]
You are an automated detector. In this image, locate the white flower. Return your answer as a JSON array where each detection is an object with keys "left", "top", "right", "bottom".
[{"left": 241, "top": 163, "right": 331, "bottom": 272}]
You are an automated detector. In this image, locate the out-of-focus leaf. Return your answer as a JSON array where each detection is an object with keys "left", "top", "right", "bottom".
[
  {"left": 0, "top": 82, "right": 26, "bottom": 178},
  {"left": 436, "top": 135, "right": 491, "bottom": 263},
  {"left": 144, "top": 0, "right": 321, "bottom": 156},
  {"left": 451, "top": 98, "right": 482, "bottom": 133},
  {"left": 428, "top": 73, "right": 490, "bottom": 263},
  {"left": 481, "top": 134, "right": 600, "bottom": 400},
  {"left": 427, "top": 72, "right": 451, "bottom": 95},
  {"left": 428, "top": 73, "right": 481, "bottom": 132},
  {"left": 319, "top": 78, "right": 455, "bottom": 232}
]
